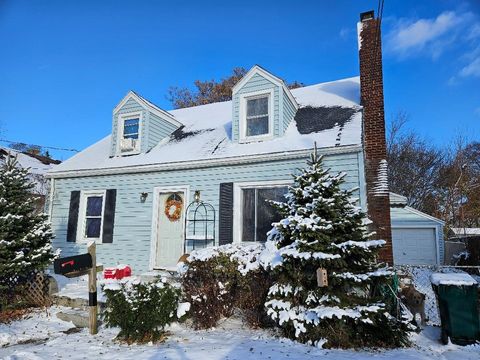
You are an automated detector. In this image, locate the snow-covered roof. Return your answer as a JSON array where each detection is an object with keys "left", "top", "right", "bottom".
[
  {"left": 0, "top": 147, "right": 58, "bottom": 175},
  {"left": 389, "top": 192, "right": 407, "bottom": 205},
  {"left": 50, "top": 76, "right": 362, "bottom": 175},
  {"left": 0, "top": 147, "right": 60, "bottom": 194},
  {"left": 449, "top": 228, "right": 480, "bottom": 236}
]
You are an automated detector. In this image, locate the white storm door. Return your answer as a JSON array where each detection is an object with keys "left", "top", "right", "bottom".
[{"left": 156, "top": 192, "right": 185, "bottom": 268}]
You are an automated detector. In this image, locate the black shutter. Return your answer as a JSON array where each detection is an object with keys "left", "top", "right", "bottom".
[
  {"left": 102, "top": 189, "right": 117, "bottom": 243},
  {"left": 66, "top": 191, "right": 80, "bottom": 242},
  {"left": 219, "top": 182, "right": 234, "bottom": 245}
]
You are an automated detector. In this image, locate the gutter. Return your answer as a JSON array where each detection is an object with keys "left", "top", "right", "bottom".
[{"left": 46, "top": 144, "right": 363, "bottom": 179}]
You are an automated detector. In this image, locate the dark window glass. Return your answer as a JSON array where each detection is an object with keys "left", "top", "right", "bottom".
[
  {"left": 85, "top": 218, "right": 101, "bottom": 238},
  {"left": 242, "top": 186, "right": 288, "bottom": 242},
  {"left": 256, "top": 187, "right": 287, "bottom": 242},
  {"left": 246, "top": 117, "right": 269, "bottom": 136},
  {"left": 246, "top": 96, "right": 269, "bottom": 136},
  {"left": 86, "top": 196, "right": 103, "bottom": 216},
  {"left": 124, "top": 118, "right": 139, "bottom": 139},
  {"left": 247, "top": 97, "right": 268, "bottom": 117},
  {"left": 84, "top": 195, "right": 104, "bottom": 238},
  {"left": 242, "top": 188, "right": 256, "bottom": 242}
]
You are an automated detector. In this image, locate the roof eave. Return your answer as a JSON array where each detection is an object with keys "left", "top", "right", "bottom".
[{"left": 46, "top": 144, "right": 363, "bottom": 179}]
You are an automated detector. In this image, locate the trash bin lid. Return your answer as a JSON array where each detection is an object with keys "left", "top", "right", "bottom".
[{"left": 430, "top": 273, "right": 478, "bottom": 286}]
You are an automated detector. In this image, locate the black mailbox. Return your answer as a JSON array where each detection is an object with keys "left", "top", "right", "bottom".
[{"left": 54, "top": 253, "right": 92, "bottom": 276}]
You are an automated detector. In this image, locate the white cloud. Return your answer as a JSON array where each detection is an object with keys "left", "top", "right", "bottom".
[
  {"left": 385, "top": 11, "right": 461, "bottom": 58},
  {"left": 468, "top": 23, "right": 480, "bottom": 40},
  {"left": 385, "top": 9, "right": 480, "bottom": 83},
  {"left": 384, "top": 11, "right": 479, "bottom": 60},
  {"left": 459, "top": 57, "right": 480, "bottom": 78}
]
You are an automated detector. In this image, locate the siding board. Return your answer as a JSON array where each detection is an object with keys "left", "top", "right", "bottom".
[{"left": 51, "top": 151, "right": 363, "bottom": 272}]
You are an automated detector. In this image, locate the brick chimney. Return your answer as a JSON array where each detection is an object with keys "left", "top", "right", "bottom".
[{"left": 358, "top": 10, "right": 393, "bottom": 264}]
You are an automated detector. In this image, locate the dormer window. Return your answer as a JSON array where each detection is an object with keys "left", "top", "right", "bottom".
[
  {"left": 239, "top": 89, "right": 274, "bottom": 142},
  {"left": 123, "top": 118, "right": 139, "bottom": 139},
  {"left": 118, "top": 113, "right": 142, "bottom": 154},
  {"left": 246, "top": 96, "right": 269, "bottom": 136}
]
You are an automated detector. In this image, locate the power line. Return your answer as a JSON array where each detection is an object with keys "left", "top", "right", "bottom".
[
  {"left": 374, "top": 0, "right": 385, "bottom": 65},
  {"left": 0, "top": 139, "right": 79, "bottom": 153}
]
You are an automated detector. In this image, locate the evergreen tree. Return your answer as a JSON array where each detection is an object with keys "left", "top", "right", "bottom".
[
  {"left": 265, "top": 148, "right": 411, "bottom": 348},
  {"left": 0, "top": 156, "right": 57, "bottom": 293}
]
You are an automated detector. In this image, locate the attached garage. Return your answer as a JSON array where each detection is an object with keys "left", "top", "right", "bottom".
[{"left": 389, "top": 193, "right": 444, "bottom": 265}]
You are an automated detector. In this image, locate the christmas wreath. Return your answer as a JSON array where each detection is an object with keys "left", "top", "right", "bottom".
[{"left": 164, "top": 195, "right": 183, "bottom": 222}]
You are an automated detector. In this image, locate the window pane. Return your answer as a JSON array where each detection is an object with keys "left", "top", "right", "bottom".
[
  {"left": 86, "top": 196, "right": 103, "bottom": 216},
  {"left": 85, "top": 218, "right": 101, "bottom": 238},
  {"left": 246, "top": 116, "right": 269, "bottom": 136},
  {"left": 247, "top": 97, "right": 268, "bottom": 117},
  {"left": 242, "top": 188, "right": 255, "bottom": 242},
  {"left": 256, "top": 187, "right": 288, "bottom": 242},
  {"left": 124, "top": 118, "right": 139, "bottom": 139}
]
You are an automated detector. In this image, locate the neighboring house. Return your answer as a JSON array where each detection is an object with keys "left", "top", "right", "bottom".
[
  {"left": 0, "top": 146, "right": 60, "bottom": 212},
  {"left": 47, "top": 11, "right": 438, "bottom": 272},
  {"left": 448, "top": 228, "right": 480, "bottom": 240},
  {"left": 389, "top": 193, "right": 444, "bottom": 265},
  {"left": 445, "top": 228, "right": 480, "bottom": 265}
]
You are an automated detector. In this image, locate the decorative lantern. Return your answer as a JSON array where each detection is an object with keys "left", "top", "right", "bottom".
[{"left": 194, "top": 190, "right": 201, "bottom": 203}]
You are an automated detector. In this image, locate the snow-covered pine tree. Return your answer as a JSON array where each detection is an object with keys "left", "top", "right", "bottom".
[
  {"left": 0, "top": 155, "right": 57, "bottom": 294},
  {"left": 264, "top": 148, "right": 411, "bottom": 348}
]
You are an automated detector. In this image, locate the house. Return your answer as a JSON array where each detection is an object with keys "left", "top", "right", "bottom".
[
  {"left": 448, "top": 228, "right": 480, "bottom": 240},
  {"left": 46, "top": 11, "right": 443, "bottom": 272},
  {"left": 1, "top": 146, "right": 60, "bottom": 212},
  {"left": 444, "top": 228, "right": 480, "bottom": 265}
]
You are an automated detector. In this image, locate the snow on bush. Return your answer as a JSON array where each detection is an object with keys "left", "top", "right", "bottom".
[
  {"left": 102, "top": 277, "right": 180, "bottom": 343},
  {"left": 180, "top": 244, "right": 273, "bottom": 329}
]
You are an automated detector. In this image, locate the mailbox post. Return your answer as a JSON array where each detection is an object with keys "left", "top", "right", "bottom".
[
  {"left": 54, "top": 241, "right": 102, "bottom": 335},
  {"left": 88, "top": 242, "right": 97, "bottom": 335}
]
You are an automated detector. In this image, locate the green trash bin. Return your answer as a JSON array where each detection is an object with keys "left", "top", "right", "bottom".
[{"left": 431, "top": 273, "right": 480, "bottom": 345}]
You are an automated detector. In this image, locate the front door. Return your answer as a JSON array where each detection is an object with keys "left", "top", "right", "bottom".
[{"left": 156, "top": 191, "right": 185, "bottom": 269}]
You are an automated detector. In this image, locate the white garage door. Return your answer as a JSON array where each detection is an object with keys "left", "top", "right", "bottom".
[{"left": 392, "top": 228, "right": 437, "bottom": 265}]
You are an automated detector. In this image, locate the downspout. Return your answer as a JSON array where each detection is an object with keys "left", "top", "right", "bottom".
[{"left": 48, "top": 177, "right": 55, "bottom": 220}]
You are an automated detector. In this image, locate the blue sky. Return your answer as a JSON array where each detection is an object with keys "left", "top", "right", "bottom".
[{"left": 0, "top": 0, "right": 479, "bottom": 160}]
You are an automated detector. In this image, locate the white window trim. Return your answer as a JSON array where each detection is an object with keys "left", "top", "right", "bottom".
[
  {"left": 233, "top": 179, "right": 292, "bottom": 244},
  {"left": 238, "top": 89, "right": 275, "bottom": 143},
  {"left": 117, "top": 112, "right": 143, "bottom": 155},
  {"left": 76, "top": 190, "right": 106, "bottom": 244}
]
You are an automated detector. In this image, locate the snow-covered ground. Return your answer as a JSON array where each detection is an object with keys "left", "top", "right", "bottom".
[{"left": 1, "top": 306, "right": 478, "bottom": 360}]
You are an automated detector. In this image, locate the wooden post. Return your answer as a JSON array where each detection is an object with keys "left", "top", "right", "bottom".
[{"left": 87, "top": 241, "right": 97, "bottom": 335}]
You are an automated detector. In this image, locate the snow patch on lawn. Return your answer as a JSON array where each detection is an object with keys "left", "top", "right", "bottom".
[{"left": 1, "top": 306, "right": 479, "bottom": 359}]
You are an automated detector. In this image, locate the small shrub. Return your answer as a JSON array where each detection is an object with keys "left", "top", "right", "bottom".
[
  {"left": 103, "top": 278, "right": 180, "bottom": 343},
  {"left": 236, "top": 270, "right": 273, "bottom": 328},
  {"left": 182, "top": 253, "right": 238, "bottom": 329},
  {"left": 181, "top": 244, "right": 273, "bottom": 329}
]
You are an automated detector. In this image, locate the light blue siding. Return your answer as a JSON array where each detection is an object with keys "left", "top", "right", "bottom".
[
  {"left": 51, "top": 150, "right": 364, "bottom": 273},
  {"left": 282, "top": 88, "right": 296, "bottom": 134},
  {"left": 390, "top": 206, "right": 445, "bottom": 264},
  {"left": 144, "top": 112, "right": 178, "bottom": 152}
]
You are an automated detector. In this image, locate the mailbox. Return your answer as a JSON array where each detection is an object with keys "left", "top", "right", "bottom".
[{"left": 54, "top": 253, "right": 92, "bottom": 276}]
